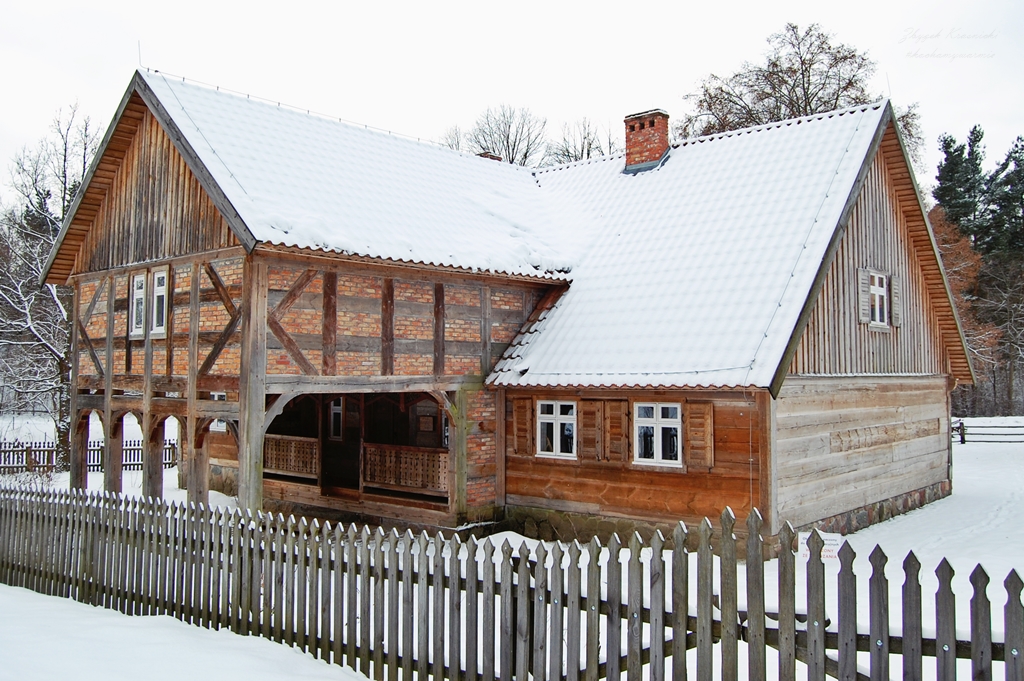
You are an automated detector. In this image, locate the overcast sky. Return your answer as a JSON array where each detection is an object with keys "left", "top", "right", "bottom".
[{"left": 2, "top": 0, "right": 1021, "bottom": 204}]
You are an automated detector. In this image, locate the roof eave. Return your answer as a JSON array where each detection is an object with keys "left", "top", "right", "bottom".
[{"left": 41, "top": 76, "right": 141, "bottom": 286}]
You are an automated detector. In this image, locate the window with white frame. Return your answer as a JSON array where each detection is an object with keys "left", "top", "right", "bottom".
[
  {"left": 634, "top": 403, "right": 682, "bottom": 466},
  {"left": 329, "top": 398, "right": 344, "bottom": 441},
  {"left": 151, "top": 268, "right": 168, "bottom": 336},
  {"left": 537, "top": 400, "right": 576, "bottom": 458},
  {"left": 870, "top": 273, "right": 888, "bottom": 326},
  {"left": 130, "top": 274, "right": 146, "bottom": 338}
]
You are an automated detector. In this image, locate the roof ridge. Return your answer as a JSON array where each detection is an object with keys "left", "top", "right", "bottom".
[
  {"left": 674, "top": 100, "right": 887, "bottom": 148},
  {"left": 140, "top": 69, "right": 537, "bottom": 172}
]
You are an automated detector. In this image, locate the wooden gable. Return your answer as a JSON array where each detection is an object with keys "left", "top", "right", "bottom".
[
  {"left": 44, "top": 73, "right": 255, "bottom": 285},
  {"left": 70, "top": 103, "right": 240, "bottom": 276},
  {"left": 773, "top": 117, "right": 973, "bottom": 392}
]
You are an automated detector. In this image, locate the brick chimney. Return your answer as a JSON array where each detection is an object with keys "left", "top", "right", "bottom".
[{"left": 624, "top": 109, "right": 670, "bottom": 171}]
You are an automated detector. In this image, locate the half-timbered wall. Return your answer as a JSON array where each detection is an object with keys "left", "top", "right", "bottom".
[
  {"left": 773, "top": 375, "right": 949, "bottom": 532},
  {"left": 504, "top": 391, "right": 765, "bottom": 526},
  {"left": 789, "top": 148, "right": 946, "bottom": 375},
  {"left": 74, "top": 108, "right": 239, "bottom": 275},
  {"left": 262, "top": 260, "right": 541, "bottom": 383}
]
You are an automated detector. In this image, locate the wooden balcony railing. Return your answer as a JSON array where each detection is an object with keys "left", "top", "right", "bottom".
[
  {"left": 263, "top": 434, "right": 319, "bottom": 479},
  {"left": 362, "top": 444, "right": 448, "bottom": 496}
]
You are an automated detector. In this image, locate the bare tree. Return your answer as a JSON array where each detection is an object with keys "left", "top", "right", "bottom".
[
  {"left": 464, "top": 105, "right": 548, "bottom": 167},
  {"left": 678, "top": 23, "right": 923, "bottom": 164},
  {"left": 0, "top": 104, "right": 98, "bottom": 463},
  {"left": 545, "top": 118, "right": 620, "bottom": 165},
  {"left": 438, "top": 124, "right": 464, "bottom": 152}
]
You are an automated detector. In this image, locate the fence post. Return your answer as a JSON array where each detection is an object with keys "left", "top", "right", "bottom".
[
  {"left": 971, "top": 565, "right": 993, "bottom": 681},
  {"left": 806, "top": 530, "right": 826, "bottom": 681},
  {"left": 837, "top": 543, "right": 857, "bottom": 681},
  {"left": 936, "top": 559, "right": 956, "bottom": 681},
  {"left": 869, "top": 546, "right": 890, "bottom": 680}
]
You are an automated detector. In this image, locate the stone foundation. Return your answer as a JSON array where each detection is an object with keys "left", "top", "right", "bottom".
[
  {"left": 503, "top": 506, "right": 682, "bottom": 545},
  {"left": 797, "top": 479, "right": 952, "bottom": 535}
]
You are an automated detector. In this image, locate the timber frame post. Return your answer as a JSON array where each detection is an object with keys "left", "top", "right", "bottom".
[
  {"left": 103, "top": 416, "right": 124, "bottom": 494},
  {"left": 237, "top": 256, "right": 268, "bottom": 512},
  {"left": 449, "top": 387, "right": 469, "bottom": 521},
  {"left": 144, "top": 419, "right": 165, "bottom": 499},
  {"left": 71, "top": 414, "right": 88, "bottom": 489}
]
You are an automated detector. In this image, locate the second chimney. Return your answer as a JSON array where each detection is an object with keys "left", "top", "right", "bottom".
[{"left": 624, "top": 109, "right": 670, "bottom": 172}]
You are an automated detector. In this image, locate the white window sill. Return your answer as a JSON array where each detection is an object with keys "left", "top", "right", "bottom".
[
  {"left": 632, "top": 459, "right": 685, "bottom": 471},
  {"left": 536, "top": 452, "right": 576, "bottom": 461},
  {"left": 868, "top": 322, "right": 891, "bottom": 333}
]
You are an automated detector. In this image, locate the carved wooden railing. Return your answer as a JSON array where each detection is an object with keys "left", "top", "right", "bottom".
[
  {"left": 263, "top": 434, "right": 319, "bottom": 479},
  {"left": 362, "top": 444, "right": 448, "bottom": 496}
]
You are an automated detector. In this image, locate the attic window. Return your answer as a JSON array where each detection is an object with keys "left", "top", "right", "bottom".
[
  {"left": 870, "top": 273, "right": 888, "bottom": 326},
  {"left": 130, "top": 274, "right": 146, "bottom": 338},
  {"left": 858, "top": 268, "right": 902, "bottom": 329},
  {"left": 629, "top": 124, "right": 636, "bottom": 132}
]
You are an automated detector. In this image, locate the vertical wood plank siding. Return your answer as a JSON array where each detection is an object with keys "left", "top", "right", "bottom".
[
  {"left": 74, "top": 108, "right": 238, "bottom": 276},
  {"left": 789, "top": 148, "right": 945, "bottom": 376}
]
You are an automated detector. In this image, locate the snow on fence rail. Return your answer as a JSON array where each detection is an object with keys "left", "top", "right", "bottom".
[
  {"left": 0, "top": 440, "right": 177, "bottom": 474},
  {"left": 1, "top": 489, "right": 1022, "bottom": 681}
]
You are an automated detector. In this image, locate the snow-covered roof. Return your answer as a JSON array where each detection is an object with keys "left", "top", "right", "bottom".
[
  {"left": 140, "top": 71, "right": 580, "bottom": 279},
  {"left": 49, "top": 71, "right": 927, "bottom": 391},
  {"left": 490, "top": 103, "right": 889, "bottom": 390}
]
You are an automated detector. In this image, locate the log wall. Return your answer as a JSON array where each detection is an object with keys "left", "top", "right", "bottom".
[
  {"left": 773, "top": 375, "right": 950, "bottom": 532},
  {"left": 504, "top": 390, "right": 765, "bottom": 527}
]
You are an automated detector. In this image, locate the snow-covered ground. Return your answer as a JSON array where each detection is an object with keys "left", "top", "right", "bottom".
[
  {"left": 0, "top": 583, "right": 363, "bottom": 681},
  {"left": 1, "top": 416, "right": 1022, "bottom": 680}
]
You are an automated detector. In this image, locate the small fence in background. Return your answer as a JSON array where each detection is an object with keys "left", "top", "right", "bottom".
[
  {"left": 952, "top": 420, "right": 1024, "bottom": 444},
  {"left": 0, "top": 440, "right": 178, "bottom": 475},
  {"left": 1, "top": 488, "right": 1022, "bottom": 681}
]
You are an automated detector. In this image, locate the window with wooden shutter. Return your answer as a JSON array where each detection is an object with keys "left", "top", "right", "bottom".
[
  {"left": 857, "top": 268, "right": 871, "bottom": 323},
  {"left": 604, "top": 400, "right": 629, "bottom": 462},
  {"left": 512, "top": 397, "right": 533, "bottom": 456},
  {"left": 684, "top": 402, "right": 714, "bottom": 470},
  {"left": 890, "top": 275, "right": 902, "bottom": 327},
  {"left": 579, "top": 401, "right": 603, "bottom": 460}
]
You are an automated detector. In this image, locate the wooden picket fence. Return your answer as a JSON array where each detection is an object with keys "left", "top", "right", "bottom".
[
  {"left": 0, "top": 440, "right": 177, "bottom": 474},
  {"left": 1, "top": 487, "right": 1022, "bottom": 681}
]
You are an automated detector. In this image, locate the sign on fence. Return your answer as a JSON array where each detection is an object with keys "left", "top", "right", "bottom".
[{"left": 798, "top": 530, "right": 843, "bottom": 563}]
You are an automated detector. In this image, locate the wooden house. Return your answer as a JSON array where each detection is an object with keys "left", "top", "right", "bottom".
[{"left": 43, "top": 71, "right": 973, "bottom": 538}]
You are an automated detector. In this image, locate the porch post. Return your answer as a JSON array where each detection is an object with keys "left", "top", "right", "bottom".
[
  {"left": 187, "top": 423, "right": 209, "bottom": 507},
  {"left": 143, "top": 418, "right": 165, "bottom": 500},
  {"left": 103, "top": 415, "right": 123, "bottom": 494},
  {"left": 70, "top": 414, "right": 88, "bottom": 490},
  {"left": 237, "top": 256, "right": 268, "bottom": 512}
]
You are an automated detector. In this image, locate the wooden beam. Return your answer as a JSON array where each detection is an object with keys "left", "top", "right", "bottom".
[
  {"left": 269, "top": 268, "right": 317, "bottom": 319},
  {"left": 197, "top": 307, "right": 243, "bottom": 376},
  {"left": 434, "top": 283, "right": 445, "bottom": 376},
  {"left": 203, "top": 262, "right": 238, "bottom": 316},
  {"left": 495, "top": 387, "right": 506, "bottom": 507},
  {"left": 322, "top": 271, "right": 337, "bottom": 375},
  {"left": 267, "top": 315, "right": 318, "bottom": 376},
  {"left": 103, "top": 274, "right": 116, "bottom": 493},
  {"left": 186, "top": 262, "right": 201, "bottom": 503},
  {"left": 238, "top": 256, "right": 268, "bottom": 512},
  {"left": 143, "top": 267, "right": 161, "bottom": 499},
  {"left": 480, "top": 286, "right": 491, "bottom": 375},
  {"left": 382, "top": 278, "right": 394, "bottom": 375},
  {"left": 264, "top": 374, "right": 483, "bottom": 394},
  {"left": 77, "top": 320, "right": 105, "bottom": 378},
  {"left": 69, "top": 282, "right": 84, "bottom": 490}
]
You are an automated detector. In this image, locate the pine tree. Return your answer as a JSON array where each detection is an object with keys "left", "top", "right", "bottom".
[
  {"left": 986, "top": 137, "right": 1024, "bottom": 252},
  {"left": 933, "top": 126, "right": 988, "bottom": 244}
]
